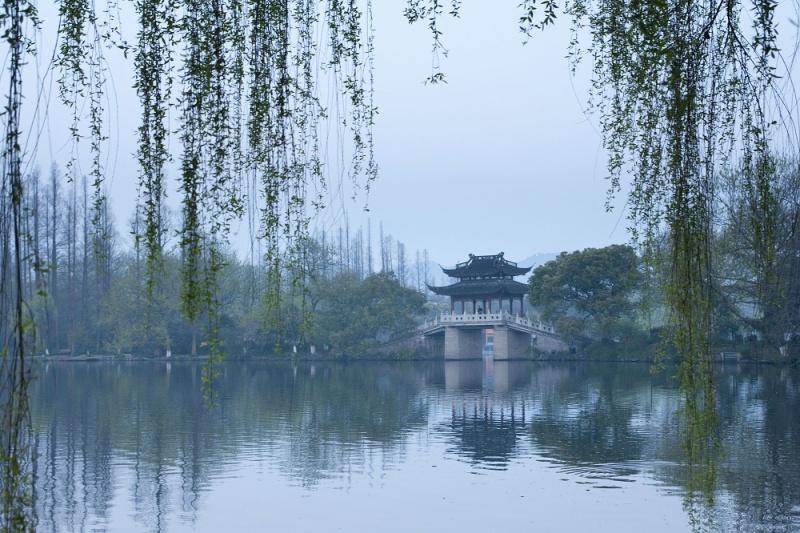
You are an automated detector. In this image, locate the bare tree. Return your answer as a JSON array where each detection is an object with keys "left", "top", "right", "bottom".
[
  {"left": 366, "top": 218, "right": 373, "bottom": 275},
  {"left": 396, "top": 241, "right": 407, "bottom": 286}
]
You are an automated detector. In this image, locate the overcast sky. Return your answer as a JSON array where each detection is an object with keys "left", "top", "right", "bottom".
[
  {"left": 340, "top": 2, "right": 627, "bottom": 267},
  {"left": 23, "top": 1, "right": 800, "bottom": 269},
  {"left": 24, "top": 2, "right": 662, "bottom": 268}
]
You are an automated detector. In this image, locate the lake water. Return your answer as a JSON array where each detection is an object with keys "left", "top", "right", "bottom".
[{"left": 29, "top": 359, "right": 800, "bottom": 532}]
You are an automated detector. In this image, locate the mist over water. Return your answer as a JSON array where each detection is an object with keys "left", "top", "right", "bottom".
[{"left": 29, "top": 360, "right": 800, "bottom": 532}]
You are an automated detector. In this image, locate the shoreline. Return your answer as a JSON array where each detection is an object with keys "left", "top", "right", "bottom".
[{"left": 30, "top": 354, "right": 798, "bottom": 365}]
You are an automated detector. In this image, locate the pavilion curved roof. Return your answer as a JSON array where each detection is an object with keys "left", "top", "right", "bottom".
[
  {"left": 441, "top": 252, "right": 531, "bottom": 279},
  {"left": 426, "top": 279, "right": 529, "bottom": 297}
]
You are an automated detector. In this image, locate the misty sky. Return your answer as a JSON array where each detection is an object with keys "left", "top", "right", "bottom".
[
  {"left": 336, "top": 2, "right": 627, "bottom": 267},
  {"left": 26, "top": 2, "right": 641, "bottom": 269}
]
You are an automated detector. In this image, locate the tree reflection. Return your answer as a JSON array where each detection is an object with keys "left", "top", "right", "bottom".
[
  {"left": 712, "top": 365, "right": 800, "bottom": 531},
  {"left": 24, "top": 360, "right": 800, "bottom": 531},
  {"left": 680, "top": 380, "right": 719, "bottom": 532},
  {"left": 29, "top": 360, "right": 435, "bottom": 529},
  {"left": 528, "top": 363, "right": 656, "bottom": 480},
  {"left": 0, "top": 349, "right": 34, "bottom": 531}
]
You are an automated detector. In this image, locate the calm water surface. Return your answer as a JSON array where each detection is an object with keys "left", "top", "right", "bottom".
[{"left": 29, "top": 359, "right": 800, "bottom": 532}]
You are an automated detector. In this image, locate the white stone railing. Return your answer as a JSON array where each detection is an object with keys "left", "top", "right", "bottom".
[
  {"left": 439, "top": 312, "right": 505, "bottom": 324},
  {"left": 504, "top": 313, "right": 555, "bottom": 334},
  {"left": 420, "top": 311, "right": 556, "bottom": 335}
]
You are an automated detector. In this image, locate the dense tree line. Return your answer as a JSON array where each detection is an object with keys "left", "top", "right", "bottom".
[
  {"left": 14, "top": 167, "right": 430, "bottom": 358},
  {"left": 43, "top": 154, "right": 800, "bottom": 361},
  {"left": 712, "top": 157, "right": 800, "bottom": 353},
  {"left": 17, "top": 166, "right": 115, "bottom": 357},
  {"left": 24, "top": 158, "right": 800, "bottom": 361},
  {"left": 635, "top": 156, "right": 800, "bottom": 359}
]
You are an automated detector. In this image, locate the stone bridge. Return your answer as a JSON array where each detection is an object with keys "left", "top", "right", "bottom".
[{"left": 420, "top": 311, "right": 568, "bottom": 360}]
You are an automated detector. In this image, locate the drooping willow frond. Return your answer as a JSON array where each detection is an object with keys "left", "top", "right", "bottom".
[
  {"left": 0, "top": 0, "right": 377, "bottom": 508},
  {"left": 1, "top": 0, "right": 39, "bottom": 526}
]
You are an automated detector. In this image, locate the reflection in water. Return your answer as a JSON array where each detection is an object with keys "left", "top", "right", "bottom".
[
  {"left": 444, "top": 399, "right": 528, "bottom": 470},
  {"left": 28, "top": 360, "right": 800, "bottom": 532},
  {"left": 676, "top": 351, "right": 720, "bottom": 533},
  {"left": 528, "top": 362, "right": 671, "bottom": 486},
  {"left": 442, "top": 359, "right": 532, "bottom": 469},
  {"left": 444, "top": 359, "right": 533, "bottom": 392},
  {"left": 713, "top": 364, "right": 800, "bottom": 531},
  {"left": 681, "top": 389, "right": 719, "bottom": 532},
  {"left": 0, "top": 350, "right": 35, "bottom": 531},
  {"left": 444, "top": 360, "right": 482, "bottom": 390}
]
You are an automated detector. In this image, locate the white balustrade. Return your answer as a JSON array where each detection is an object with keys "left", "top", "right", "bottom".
[{"left": 424, "top": 311, "right": 556, "bottom": 336}]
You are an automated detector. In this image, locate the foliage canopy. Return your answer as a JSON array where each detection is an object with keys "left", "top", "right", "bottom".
[
  {"left": 527, "top": 245, "right": 640, "bottom": 341},
  {"left": 313, "top": 270, "right": 426, "bottom": 357}
]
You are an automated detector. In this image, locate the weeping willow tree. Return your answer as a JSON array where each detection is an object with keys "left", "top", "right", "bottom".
[
  {"left": 514, "top": 0, "right": 787, "bottom": 516},
  {"left": 61, "top": 0, "right": 375, "bottom": 386},
  {"left": 0, "top": 0, "right": 38, "bottom": 524},
  {"left": 409, "top": 0, "right": 789, "bottom": 518},
  {"left": 578, "top": 0, "right": 778, "bottom": 488},
  {"left": 2, "top": 0, "right": 377, "bottom": 523}
]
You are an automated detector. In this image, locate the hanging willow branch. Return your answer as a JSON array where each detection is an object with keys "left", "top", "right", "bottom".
[
  {"left": 178, "top": 0, "right": 245, "bottom": 399},
  {"left": 245, "top": 0, "right": 376, "bottom": 352},
  {"left": 134, "top": 0, "right": 176, "bottom": 298},
  {"left": 47, "top": 0, "right": 377, "bottom": 365},
  {"left": 1, "top": 0, "right": 38, "bottom": 525},
  {"left": 150, "top": 0, "right": 377, "bottom": 384},
  {"left": 0, "top": 0, "right": 382, "bottom": 495}
]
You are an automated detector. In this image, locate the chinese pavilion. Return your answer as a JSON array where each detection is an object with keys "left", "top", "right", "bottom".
[{"left": 428, "top": 252, "right": 531, "bottom": 316}]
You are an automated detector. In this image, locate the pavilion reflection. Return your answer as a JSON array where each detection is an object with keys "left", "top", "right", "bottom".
[
  {"left": 443, "top": 359, "right": 532, "bottom": 392},
  {"left": 440, "top": 359, "right": 533, "bottom": 469},
  {"left": 443, "top": 396, "right": 528, "bottom": 469},
  {"left": 443, "top": 359, "right": 482, "bottom": 390}
]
